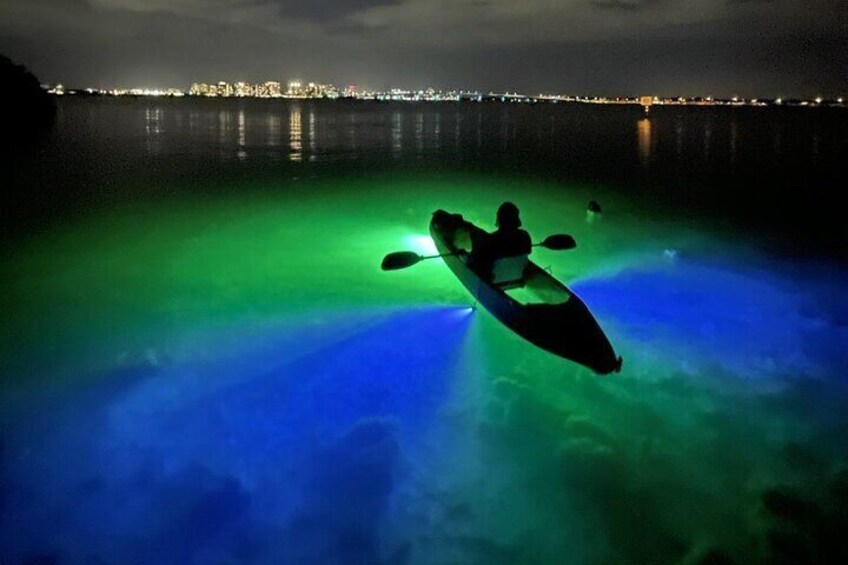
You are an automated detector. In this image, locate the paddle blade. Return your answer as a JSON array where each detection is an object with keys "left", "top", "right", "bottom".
[
  {"left": 541, "top": 234, "right": 577, "bottom": 250},
  {"left": 381, "top": 251, "right": 423, "bottom": 271}
]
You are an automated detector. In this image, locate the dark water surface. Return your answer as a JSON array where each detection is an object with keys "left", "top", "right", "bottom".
[
  {"left": 2, "top": 98, "right": 848, "bottom": 564},
  {"left": 5, "top": 97, "right": 848, "bottom": 254}
]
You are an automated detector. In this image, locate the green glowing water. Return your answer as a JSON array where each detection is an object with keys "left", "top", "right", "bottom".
[
  {"left": 1, "top": 173, "right": 694, "bottom": 384},
  {"left": 2, "top": 172, "right": 846, "bottom": 564}
]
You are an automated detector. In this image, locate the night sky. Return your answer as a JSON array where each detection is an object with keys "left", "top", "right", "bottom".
[{"left": 1, "top": 1, "right": 845, "bottom": 97}]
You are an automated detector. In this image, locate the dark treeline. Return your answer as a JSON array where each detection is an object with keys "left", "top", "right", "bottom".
[{"left": 0, "top": 54, "right": 56, "bottom": 147}]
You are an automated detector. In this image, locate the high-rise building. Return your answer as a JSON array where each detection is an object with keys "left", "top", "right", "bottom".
[
  {"left": 287, "top": 80, "right": 304, "bottom": 97},
  {"left": 234, "top": 81, "right": 255, "bottom": 97},
  {"left": 217, "top": 81, "right": 234, "bottom": 97},
  {"left": 265, "top": 81, "right": 282, "bottom": 98}
]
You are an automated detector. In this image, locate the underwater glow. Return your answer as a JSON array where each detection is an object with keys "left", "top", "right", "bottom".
[
  {"left": 2, "top": 174, "right": 848, "bottom": 564},
  {"left": 403, "top": 233, "right": 440, "bottom": 256}
]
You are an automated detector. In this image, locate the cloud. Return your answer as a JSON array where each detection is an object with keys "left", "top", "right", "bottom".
[
  {"left": 268, "top": 0, "right": 405, "bottom": 22},
  {"left": 86, "top": 0, "right": 405, "bottom": 22},
  {"left": 86, "top": 0, "right": 233, "bottom": 16},
  {"left": 6, "top": 0, "right": 844, "bottom": 55},
  {"left": 591, "top": 0, "right": 655, "bottom": 10},
  {"left": 67, "top": 0, "right": 836, "bottom": 46},
  {"left": 1, "top": 0, "right": 845, "bottom": 105}
]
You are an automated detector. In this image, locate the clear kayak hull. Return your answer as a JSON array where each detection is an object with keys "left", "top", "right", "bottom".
[{"left": 430, "top": 210, "right": 622, "bottom": 375}]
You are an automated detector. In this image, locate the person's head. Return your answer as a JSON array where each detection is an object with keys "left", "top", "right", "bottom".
[{"left": 496, "top": 201, "right": 522, "bottom": 230}]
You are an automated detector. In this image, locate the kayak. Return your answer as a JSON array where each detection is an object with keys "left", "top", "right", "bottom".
[{"left": 430, "top": 210, "right": 622, "bottom": 375}]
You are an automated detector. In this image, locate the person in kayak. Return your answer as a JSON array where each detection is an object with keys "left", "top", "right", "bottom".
[{"left": 467, "top": 202, "right": 532, "bottom": 283}]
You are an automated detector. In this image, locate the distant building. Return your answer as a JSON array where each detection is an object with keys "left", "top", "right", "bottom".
[
  {"left": 190, "top": 83, "right": 213, "bottom": 96},
  {"left": 265, "top": 81, "right": 282, "bottom": 98},
  {"left": 217, "top": 81, "right": 234, "bottom": 97},
  {"left": 287, "top": 80, "right": 304, "bottom": 98},
  {"left": 234, "top": 81, "right": 254, "bottom": 97}
]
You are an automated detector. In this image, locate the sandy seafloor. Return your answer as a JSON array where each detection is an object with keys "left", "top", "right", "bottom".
[{"left": 2, "top": 173, "right": 847, "bottom": 565}]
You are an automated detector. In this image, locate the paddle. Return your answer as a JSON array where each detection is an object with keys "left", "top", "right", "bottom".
[
  {"left": 534, "top": 233, "right": 576, "bottom": 251},
  {"left": 381, "top": 234, "right": 576, "bottom": 271}
]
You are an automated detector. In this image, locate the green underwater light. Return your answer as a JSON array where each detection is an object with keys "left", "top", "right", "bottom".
[
  {"left": 0, "top": 172, "right": 703, "bottom": 386},
  {"left": 2, "top": 170, "right": 847, "bottom": 565},
  {"left": 403, "top": 234, "right": 439, "bottom": 255}
]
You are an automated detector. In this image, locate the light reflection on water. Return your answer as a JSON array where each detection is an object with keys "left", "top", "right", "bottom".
[
  {"left": 144, "top": 107, "right": 163, "bottom": 155},
  {"left": 237, "top": 109, "right": 246, "bottom": 161},
  {"left": 49, "top": 97, "right": 843, "bottom": 178},
  {"left": 638, "top": 116, "right": 652, "bottom": 169},
  {"left": 434, "top": 111, "right": 442, "bottom": 154},
  {"left": 391, "top": 110, "right": 403, "bottom": 157},
  {"left": 5, "top": 98, "right": 848, "bottom": 563},
  {"left": 348, "top": 111, "right": 358, "bottom": 153},
  {"left": 15, "top": 97, "right": 847, "bottom": 255},
  {"left": 289, "top": 106, "right": 302, "bottom": 162},
  {"left": 308, "top": 110, "right": 317, "bottom": 162},
  {"left": 266, "top": 113, "right": 281, "bottom": 148},
  {"left": 217, "top": 109, "right": 230, "bottom": 150},
  {"left": 415, "top": 111, "right": 424, "bottom": 158}
]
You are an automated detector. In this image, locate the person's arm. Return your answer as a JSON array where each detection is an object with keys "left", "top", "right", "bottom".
[{"left": 467, "top": 224, "right": 489, "bottom": 247}]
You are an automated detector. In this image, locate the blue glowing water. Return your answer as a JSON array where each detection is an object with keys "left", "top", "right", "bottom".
[{"left": 2, "top": 98, "right": 847, "bottom": 564}]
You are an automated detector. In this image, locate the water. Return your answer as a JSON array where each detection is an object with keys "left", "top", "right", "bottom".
[
  {"left": 6, "top": 97, "right": 847, "bottom": 251},
  {"left": 1, "top": 98, "right": 847, "bottom": 564}
]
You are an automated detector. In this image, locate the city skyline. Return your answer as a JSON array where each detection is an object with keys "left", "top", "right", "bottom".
[
  {"left": 46, "top": 78, "right": 845, "bottom": 106},
  {"left": 1, "top": 0, "right": 845, "bottom": 99}
]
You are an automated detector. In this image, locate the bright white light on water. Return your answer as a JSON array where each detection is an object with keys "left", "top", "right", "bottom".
[
  {"left": 444, "top": 306, "right": 477, "bottom": 320},
  {"left": 404, "top": 234, "right": 438, "bottom": 256}
]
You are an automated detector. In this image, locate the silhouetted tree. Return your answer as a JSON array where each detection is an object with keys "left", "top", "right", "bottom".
[{"left": 0, "top": 54, "right": 57, "bottom": 146}]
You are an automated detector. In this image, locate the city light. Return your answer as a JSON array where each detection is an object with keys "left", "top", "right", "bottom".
[{"left": 43, "top": 79, "right": 845, "bottom": 109}]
